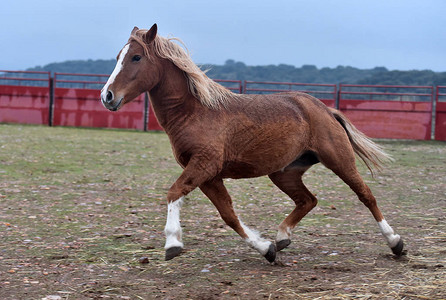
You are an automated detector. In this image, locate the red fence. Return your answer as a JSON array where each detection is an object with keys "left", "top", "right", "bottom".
[
  {"left": 436, "top": 86, "right": 446, "bottom": 141},
  {"left": 53, "top": 73, "right": 147, "bottom": 130},
  {"left": 0, "top": 70, "right": 51, "bottom": 125},
  {"left": 339, "top": 84, "right": 434, "bottom": 140},
  {"left": 1, "top": 70, "right": 446, "bottom": 140}
]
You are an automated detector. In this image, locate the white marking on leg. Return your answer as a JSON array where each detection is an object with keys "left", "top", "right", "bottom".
[
  {"left": 239, "top": 220, "right": 271, "bottom": 256},
  {"left": 164, "top": 197, "right": 184, "bottom": 249},
  {"left": 276, "top": 226, "right": 292, "bottom": 242},
  {"left": 378, "top": 219, "right": 400, "bottom": 248},
  {"left": 101, "top": 43, "right": 130, "bottom": 103}
]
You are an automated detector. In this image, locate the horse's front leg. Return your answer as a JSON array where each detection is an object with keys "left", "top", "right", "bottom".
[
  {"left": 200, "top": 178, "right": 276, "bottom": 263},
  {"left": 163, "top": 158, "right": 218, "bottom": 260},
  {"left": 164, "top": 196, "right": 185, "bottom": 260}
]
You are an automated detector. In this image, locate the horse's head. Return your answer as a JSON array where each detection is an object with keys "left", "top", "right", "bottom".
[{"left": 101, "top": 24, "right": 159, "bottom": 111}]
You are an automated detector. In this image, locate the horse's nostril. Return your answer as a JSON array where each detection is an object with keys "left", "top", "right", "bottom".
[{"left": 106, "top": 91, "right": 113, "bottom": 102}]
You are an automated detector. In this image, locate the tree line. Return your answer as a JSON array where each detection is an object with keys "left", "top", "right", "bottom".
[{"left": 27, "top": 59, "right": 446, "bottom": 86}]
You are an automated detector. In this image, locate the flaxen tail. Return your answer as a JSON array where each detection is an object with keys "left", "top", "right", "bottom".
[{"left": 329, "top": 108, "right": 393, "bottom": 176}]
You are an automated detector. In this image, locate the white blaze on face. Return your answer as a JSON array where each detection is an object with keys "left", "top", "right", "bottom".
[{"left": 101, "top": 43, "right": 130, "bottom": 102}]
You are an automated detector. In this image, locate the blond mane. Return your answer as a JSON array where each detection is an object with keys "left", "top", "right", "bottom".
[{"left": 129, "top": 29, "right": 239, "bottom": 109}]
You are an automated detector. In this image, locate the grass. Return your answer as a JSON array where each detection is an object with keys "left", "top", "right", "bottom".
[{"left": 0, "top": 124, "right": 445, "bottom": 299}]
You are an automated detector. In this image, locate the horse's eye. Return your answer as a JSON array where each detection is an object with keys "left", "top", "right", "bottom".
[{"left": 132, "top": 55, "right": 141, "bottom": 62}]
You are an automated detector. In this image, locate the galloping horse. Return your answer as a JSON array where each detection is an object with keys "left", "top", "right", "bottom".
[{"left": 100, "top": 24, "right": 404, "bottom": 262}]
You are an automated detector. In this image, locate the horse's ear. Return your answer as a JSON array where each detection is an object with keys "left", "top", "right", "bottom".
[
  {"left": 131, "top": 26, "right": 139, "bottom": 35},
  {"left": 144, "top": 23, "right": 157, "bottom": 44}
]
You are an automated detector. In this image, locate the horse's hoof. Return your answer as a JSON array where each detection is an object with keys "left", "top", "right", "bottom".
[
  {"left": 165, "top": 246, "right": 182, "bottom": 261},
  {"left": 391, "top": 238, "right": 405, "bottom": 256},
  {"left": 276, "top": 239, "right": 291, "bottom": 252},
  {"left": 264, "top": 243, "right": 276, "bottom": 263}
]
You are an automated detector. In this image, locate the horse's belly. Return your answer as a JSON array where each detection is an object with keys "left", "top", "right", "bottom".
[
  {"left": 221, "top": 152, "right": 296, "bottom": 179},
  {"left": 220, "top": 161, "right": 275, "bottom": 179}
]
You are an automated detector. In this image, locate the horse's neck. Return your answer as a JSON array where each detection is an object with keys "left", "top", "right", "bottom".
[{"left": 148, "top": 61, "right": 196, "bottom": 132}]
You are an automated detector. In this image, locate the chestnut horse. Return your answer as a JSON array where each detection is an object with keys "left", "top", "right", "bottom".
[{"left": 100, "top": 24, "right": 404, "bottom": 263}]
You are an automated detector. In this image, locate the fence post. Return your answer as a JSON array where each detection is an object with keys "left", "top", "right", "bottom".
[
  {"left": 144, "top": 92, "right": 149, "bottom": 131},
  {"left": 431, "top": 86, "right": 437, "bottom": 140},
  {"left": 335, "top": 84, "right": 341, "bottom": 110},
  {"left": 48, "top": 75, "right": 55, "bottom": 126}
]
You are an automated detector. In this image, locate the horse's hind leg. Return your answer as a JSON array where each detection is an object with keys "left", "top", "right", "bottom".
[
  {"left": 317, "top": 140, "right": 404, "bottom": 256},
  {"left": 268, "top": 166, "right": 317, "bottom": 251},
  {"left": 199, "top": 178, "right": 276, "bottom": 262}
]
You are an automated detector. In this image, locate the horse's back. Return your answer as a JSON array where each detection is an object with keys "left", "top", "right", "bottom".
[
  {"left": 219, "top": 92, "right": 337, "bottom": 178},
  {"left": 229, "top": 91, "right": 337, "bottom": 135},
  {"left": 243, "top": 92, "right": 332, "bottom": 119}
]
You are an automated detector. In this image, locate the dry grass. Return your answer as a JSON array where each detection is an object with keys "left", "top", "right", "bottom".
[{"left": 0, "top": 124, "right": 445, "bottom": 299}]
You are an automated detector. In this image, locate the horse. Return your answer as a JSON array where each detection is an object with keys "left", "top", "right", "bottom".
[{"left": 100, "top": 24, "right": 404, "bottom": 263}]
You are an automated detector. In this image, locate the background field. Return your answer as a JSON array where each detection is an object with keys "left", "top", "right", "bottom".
[{"left": 0, "top": 124, "right": 445, "bottom": 299}]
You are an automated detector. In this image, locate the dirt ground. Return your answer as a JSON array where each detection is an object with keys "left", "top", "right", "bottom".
[{"left": 0, "top": 125, "right": 445, "bottom": 299}]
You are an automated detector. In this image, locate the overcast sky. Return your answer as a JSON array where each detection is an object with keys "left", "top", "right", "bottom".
[{"left": 1, "top": 0, "right": 445, "bottom": 71}]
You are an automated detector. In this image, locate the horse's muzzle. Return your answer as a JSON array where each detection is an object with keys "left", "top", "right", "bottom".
[
  {"left": 101, "top": 91, "right": 123, "bottom": 111},
  {"left": 104, "top": 98, "right": 123, "bottom": 111}
]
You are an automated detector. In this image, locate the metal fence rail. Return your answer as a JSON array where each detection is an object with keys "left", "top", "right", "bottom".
[
  {"left": 244, "top": 81, "right": 337, "bottom": 106},
  {"left": 339, "top": 84, "right": 433, "bottom": 102},
  {"left": 54, "top": 72, "right": 109, "bottom": 89},
  {"left": 0, "top": 70, "right": 50, "bottom": 87}
]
